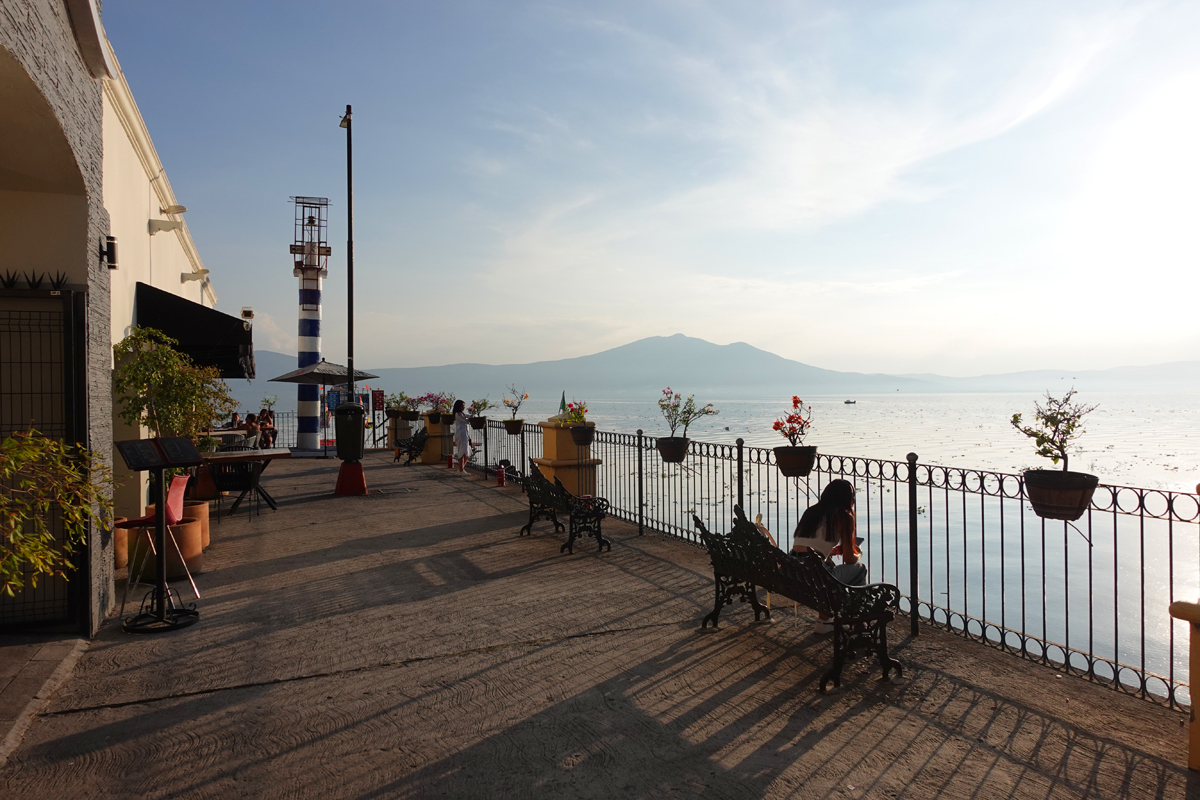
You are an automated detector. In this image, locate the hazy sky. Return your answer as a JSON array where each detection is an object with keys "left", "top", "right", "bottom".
[{"left": 104, "top": 1, "right": 1200, "bottom": 376}]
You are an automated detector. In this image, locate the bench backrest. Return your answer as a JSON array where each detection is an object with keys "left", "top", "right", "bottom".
[
  {"left": 553, "top": 476, "right": 610, "bottom": 518},
  {"left": 528, "top": 464, "right": 569, "bottom": 511}
]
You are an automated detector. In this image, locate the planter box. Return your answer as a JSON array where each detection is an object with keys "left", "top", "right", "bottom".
[
  {"left": 1023, "top": 470, "right": 1099, "bottom": 521},
  {"left": 656, "top": 437, "right": 689, "bottom": 463},
  {"left": 774, "top": 446, "right": 817, "bottom": 477}
]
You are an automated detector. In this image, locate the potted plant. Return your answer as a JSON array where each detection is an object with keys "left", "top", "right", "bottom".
[
  {"left": 772, "top": 396, "right": 816, "bottom": 477},
  {"left": 113, "top": 326, "right": 236, "bottom": 503},
  {"left": 656, "top": 387, "right": 717, "bottom": 464},
  {"left": 397, "top": 394, "right": 422, "bottom": 421},
  {"left": 384, "top": 391, "right": 408, "bottom": 420},
  {"left": 563, "top": 400, "right": 593, "bottom": 445},
  {"left": 502, "top": 383, "right": 528, "bottom": 435},
  {"left": 1, "top": 429, "right": 114, "bottom": 597},
  {"left": 468, "top": 398, "right": 492, "bottom": 430},
  {"left": 1011, "top": 389, "right": 1100, "bottom": 521}
]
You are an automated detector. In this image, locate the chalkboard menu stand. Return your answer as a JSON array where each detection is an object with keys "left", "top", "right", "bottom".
[{"left": 115, "top": 437, "right": 203, "bottom": 634}]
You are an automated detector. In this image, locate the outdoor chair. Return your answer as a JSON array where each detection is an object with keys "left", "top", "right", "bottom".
[
  {"left": 118, "top": 474, "right": 201, "bottom": 612},
  {"left": 210, "top": 445, "right": 265, "bottom": 520}
]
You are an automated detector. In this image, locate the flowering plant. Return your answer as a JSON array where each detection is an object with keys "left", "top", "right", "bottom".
[
  {"left": 657, "top": 388, "right": 717, "bottom": 438},
  {"left": 772, "top": 396, "right": 813, "bottom": 446},
  {"left": 386, "top": 391, "right": 409, "bottom": 409},
  {"left": 398, "top": 393, "right": 422, "bottom": 411},
  {"left": 1011, "top": 389, "right": 1097, "bottom": 473},
  {"left": 502, "top": 384, "right": 529, "bottom": 419},
  {"left": 467, "top": 398, "right": 493, "bottom": 416},
  {"left": 563, "top": 400, "right": 588, "bottom": 425}
]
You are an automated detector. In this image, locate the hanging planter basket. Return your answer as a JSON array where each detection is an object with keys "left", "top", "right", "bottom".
[
  {"left": 504, "top": 419, "right": 524, "bottom": 435},
  {"left": 568, "top": 424, "right": 595, "bottom": 446},
  {"left": 426, "top": 412, "right": 442, "bottom": 424},
  {"left": 656, "top": 436, "right": 689, "bottom": 463},
  {"left": 773, "top": 445, "right": 817, "bottom": 477},
  {"left": 399, "top": 410, "right": 420, "bottom": 421},
  {"left": 469, "top": 416, "right": 487, "bottom": 430},
  {"left": 385, "top": 408, "right": 401, "bottom": 420},
  {"left": 1022, "top": 469, "right": 1099, "bottom": 521}
]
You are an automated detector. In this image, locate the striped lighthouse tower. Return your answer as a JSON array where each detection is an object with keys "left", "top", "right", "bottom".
[{"left": 290, "top": 197, "right": 331, "bottom": 450}]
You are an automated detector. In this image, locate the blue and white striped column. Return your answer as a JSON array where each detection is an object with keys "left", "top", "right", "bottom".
[{"left": 296, "top": 244, "right": 322, "bottom": 450}]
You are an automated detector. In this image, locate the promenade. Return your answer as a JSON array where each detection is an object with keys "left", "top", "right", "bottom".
[{"left": 0, "top": 452, "right": 1194, "bottom": 798}]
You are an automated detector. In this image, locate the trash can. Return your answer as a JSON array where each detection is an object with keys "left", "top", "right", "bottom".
[{"left": 334, "top": 402, "right": 366, "bottom": 461}]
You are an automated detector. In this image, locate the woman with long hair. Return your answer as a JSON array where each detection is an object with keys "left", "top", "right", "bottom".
[
  {"left": 791, "top": 478, "right": 866, "bottom": 632},
  {"left": 451, "top": 398, "right": 471, "bottom": 474}
]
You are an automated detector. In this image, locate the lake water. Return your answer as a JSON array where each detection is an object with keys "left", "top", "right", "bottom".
[{"left": 514, "top": 391, "right": 1200, "bottom": 493}]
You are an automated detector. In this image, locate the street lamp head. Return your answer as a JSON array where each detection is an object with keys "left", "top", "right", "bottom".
[{"left": 339, "top": 104, "right": 351, "bottom": 128}]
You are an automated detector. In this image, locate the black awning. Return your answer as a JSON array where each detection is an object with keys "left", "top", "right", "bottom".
[{"left": 134, "top": 282, "right": 255, "bottom": 379}]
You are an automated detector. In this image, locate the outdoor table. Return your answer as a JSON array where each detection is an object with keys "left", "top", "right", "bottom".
[{"left": 202, "top": 447, "right": 291, "bottom": 512}]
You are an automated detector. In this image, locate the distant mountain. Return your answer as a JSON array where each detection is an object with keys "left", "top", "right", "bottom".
[{"left": 229, "top": 335, "right": 1200, "bottom": 413}]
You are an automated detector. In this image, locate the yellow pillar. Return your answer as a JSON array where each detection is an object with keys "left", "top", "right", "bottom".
[
  {"left": 1169, "top": 600, "right": 1200, "bottom": 770},
  {"left": 531, "top": 421, "right": 600, "bottom": 495},
  {"left": 419, "top": 414, "right": 445, "bottom": 464}
]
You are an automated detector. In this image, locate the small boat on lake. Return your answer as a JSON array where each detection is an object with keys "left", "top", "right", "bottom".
[{"left": 844, "top": 400, "right": 856, "bottom": 404}]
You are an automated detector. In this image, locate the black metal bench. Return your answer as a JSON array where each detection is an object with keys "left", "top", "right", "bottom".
[
  {"left": 554, "top": 476, "right": 611, "bottom": 554},
  {"left": 393, "top": 428, "right": 428, "bottom": 465},
  {"left": 518, "top": 465, "right": 611, "bottom": 554},
  {"left": 693, "top": 505, "right": 903, "bottom": 692},
  {"left": 519, "top": 464, "right": 567, "bottom": 538}
]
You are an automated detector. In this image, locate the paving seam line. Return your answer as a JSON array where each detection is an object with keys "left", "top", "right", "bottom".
[
  {"left": 0, "top": 639, "right": 88, "bottom": 767},
  {"left": 40, "top": 619, "right": 685, "bottom": 717}
]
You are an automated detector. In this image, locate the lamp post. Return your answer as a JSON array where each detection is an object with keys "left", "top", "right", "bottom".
[
  {"left": 339, "top": 104, "right": 354, "bottom": 401},
  {"left": 333, "top": 104, "right": 367, "bottom": 495}
]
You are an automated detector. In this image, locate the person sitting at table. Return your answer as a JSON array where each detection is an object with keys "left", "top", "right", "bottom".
[
  {"left": 257, "top": 408, "right": 276, "bottom": 448},
  {"left": 230, "top": 411, "right": 242, "bottom": 429}
]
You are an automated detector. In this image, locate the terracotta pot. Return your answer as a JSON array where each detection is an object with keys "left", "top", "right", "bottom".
[
  {"left": 113, "top": 517, "right": 129, "bottom": 570},
  {"left": 385, "top": 408, "right": 401, "bottom": 419},
  {"left": 504, "top": 419, "right": 524, "bottom": 435},
  {"left": 399, "top": 409, "right": 420, "bottom": 421},
  {"left": 569, "top": 425, "right": 595, "bottom": 446},
  {"left": 774, "top": 446, "right": 817, "bottom": 478},
  {"left": 184, "top": 501, "right": 211, "bottom": 549},
  {"left": 656, "top": 436, "right": 689, "bottom": 463},
  {"left": 189, "top": 465, "right": 220, "bottom": 501},
  {"left": 129, "top": 517, "right": 203, "bottom": 580},
  {"left": 469, "top": 416, "right": 487, "bottom": 430},
  {"left": 1023, "top": 469, "right": 1099, "bottom": 522}
]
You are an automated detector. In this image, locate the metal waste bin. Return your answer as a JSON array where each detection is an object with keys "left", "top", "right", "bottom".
[{"left": 334, "top": 402, "right": 366, "bottom": 461}]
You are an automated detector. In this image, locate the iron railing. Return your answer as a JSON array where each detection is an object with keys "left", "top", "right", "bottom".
[{"left": 464, "top": 422, "right": 1197, "bottom": 709}]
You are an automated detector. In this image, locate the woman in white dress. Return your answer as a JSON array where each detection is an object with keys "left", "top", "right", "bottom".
[{"left": 452, "top": 399, "right": 471, "bottom": 473}]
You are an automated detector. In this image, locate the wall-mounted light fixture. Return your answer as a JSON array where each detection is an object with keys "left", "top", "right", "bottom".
[
  {"left": 181, "top": 269, "right": 210, "bottom": 283},
  {"left": 241, "top": 307, "right": 254, "bottom": 331},
  {"left": 149, "top": 219, "right": 183, "bottom": 235},
  {"left": 101, "top": 235, "right": 118, "bottom": 269},
  {"left": 160, "top": 204, "right": 188, "bottom": 215}
]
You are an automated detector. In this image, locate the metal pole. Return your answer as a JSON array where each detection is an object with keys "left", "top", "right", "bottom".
[
  {"left": 520, "top": 428, "right": 527, "bottom": 477},
  {"left": 340, "top": 104, "right": 355, "bottom": 402},
  {"left": 736, "top": 437, "right": 744, "bottom": 511},
  {"left": 153, "top": 466, "right": 167, "bottom": 621},
  {"left": 637, "top": 429, "right": 644, "bottom": 535},
  {"left": 483, "top": 422, "right": 489, "bottom": 478},
  {"left": 907, "top": 451, "right": 920, "bottom": 637}
]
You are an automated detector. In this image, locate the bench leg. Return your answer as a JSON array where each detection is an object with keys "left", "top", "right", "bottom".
[
  {"left": 874, "top": 616, "right": 903, "bottom": 683},
  {"left": 593, "top": 520, "right": 610, "bottom": 553},
  {"left": 551, "top": 509, "right": 565, "bottom": 534},
  {"left": 520, "top": 503, "right": 536, "bottom": 536},
  {"left": 820, "top": 623, "right": 850, "bottom": 692},
  {"left": 560, "top": 516, "right": 578, "bottom": 554},
  {"left": 748, "top": 586, "right": 770, "bottom": 623},
  {"left": 702, "top": 573, "right": 726, "bottom": 629}
]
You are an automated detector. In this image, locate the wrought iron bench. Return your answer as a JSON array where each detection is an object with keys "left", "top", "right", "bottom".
[
  {"left": 693, "top": 505, "right": 903, "bottom": 692},
  {"left": 553, "top": 476, "right": 611, "bottom": 554},
  {"left": 393, "top": 428, "right": 428, "bottom": 465},
  {"left": 519, "top": 463, "right": 568, "bottom": 538}
]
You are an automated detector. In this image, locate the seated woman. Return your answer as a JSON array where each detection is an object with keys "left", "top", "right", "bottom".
[
  {"left": 257, "top": 408, "right": 276, "bottom": 448},
  {"left": 791, "top": 478, "right": 865, "bottom": 633}
]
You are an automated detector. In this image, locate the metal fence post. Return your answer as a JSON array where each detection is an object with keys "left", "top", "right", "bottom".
[
  {"left": 736, "top": 438, "right": 744, "bottom": 511},
  {"left": 520, "top": 428, "right": 527, "bottom": 476},
  {"left": 907, "top": 451, "right": 920, "bottom": 637},
  {"left": 482, "top": 423, "right": 489, "bottom": 478},
  {"left": 637, "top": 429, "right": 644, "bottom": 535}
]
